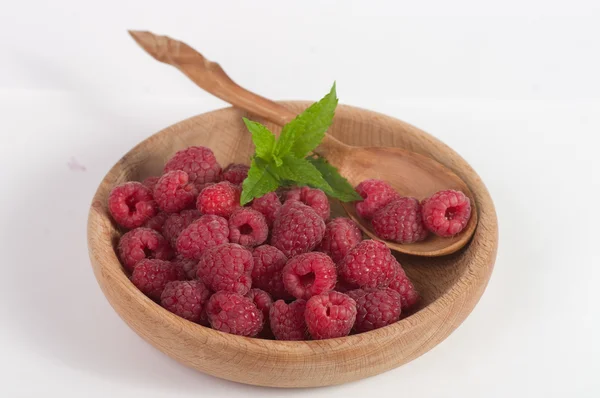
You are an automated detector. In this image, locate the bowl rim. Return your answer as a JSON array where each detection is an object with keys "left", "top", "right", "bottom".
[{"left": 87, "top": 101, "right": 498, "bottom": 358}]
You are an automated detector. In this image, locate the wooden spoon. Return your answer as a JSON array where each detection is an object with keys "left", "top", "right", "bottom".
[{"left": 128, "top": 30, "right": 477, "bottom": 256}]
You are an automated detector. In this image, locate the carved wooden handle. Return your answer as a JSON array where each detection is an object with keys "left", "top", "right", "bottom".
[{"left": 129, "top": 30, "right": 296, "bottom": 126}]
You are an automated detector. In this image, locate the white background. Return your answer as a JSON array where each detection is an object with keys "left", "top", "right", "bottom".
[{"left": 1, "top": 1, "right": 599, "bottom": 397}]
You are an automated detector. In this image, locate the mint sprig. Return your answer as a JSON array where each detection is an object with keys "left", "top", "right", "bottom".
[{"left": 240, "top": 83, "right": 361, "bottom": 205}]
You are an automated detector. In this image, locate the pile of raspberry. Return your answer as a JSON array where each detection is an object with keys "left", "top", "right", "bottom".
[
  {"left": 355, "top": 179, "right": 472, "bottom": 243},
  {"left": 108, "top": 146, "right": 421, "bottom": 340}
]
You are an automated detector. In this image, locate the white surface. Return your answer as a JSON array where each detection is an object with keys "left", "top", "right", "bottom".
[{"left": 1, "top": 1, "right": 599, "bottom": 396}]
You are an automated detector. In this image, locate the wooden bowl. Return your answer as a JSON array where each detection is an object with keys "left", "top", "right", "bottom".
[{"left": 87, "top": 102, "right": 498, "bottom": 388}]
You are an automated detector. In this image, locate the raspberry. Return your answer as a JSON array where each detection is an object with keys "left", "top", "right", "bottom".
[
  {"left": 345, "top": 288, "right": 368, "bottom": 302},
  {"left": 316, "top": 217, "right": 363, "bottom": 263},
  {"left": 162, "top": 209, "right": 201, "bottom": 247},
  {"left": 338, "top": 240, "right": 397, "bottom": 289},
  {"left": 228, "top": 208, "right": 268, "bottom": 247},
  {"left": 222, "top": 163, "right": 249, "bottom": 185},
  {"left": 172, "top": 255, "right": 199, "bottom": 280},
  {"left": 355, "top": 179, "right": 401, "bottom": 220},
  {"left": 196, "top": 243, "right": 254, "bottom": 295},
  {"left": 422, "top": 189, "right": 472, "bottom": 237},
  {"left": 131, "top": 259, "right": 184, "bottom": 300},
  {"left": 269, "top": 299, "right": 308, "bottom": 341},
  {"left": 176, "top": 215, "right": 229, "bottom": 260},
  {"left": 251, "top": 245, "right": 291, "bottom": 300},
  {"left": 246, "top": 288, "right": 272, "bottom": 318},
  {"left": 164, "top": 146, "right": 222, "bottom": 188},
  {"left": 142, "top": 176, "right": 160, "bottom": 192},
  {"left": 118, "top": 227, "right": 173, "bottom": 272},
  {"left": 271, "top": 201, "right": 326, "bottom": 258},
  {"left": 206, "top": 291, "right": 263, "bottom": 336},
  {"left": 350, "top": 288, "right": 402, "bottom": 333},
  {"left": 245, "top": 288, "right": 272, "bottom": 331},
  {"left": 160, "top": 280, "right": 211, "bottom": 323},
  {"left": 142, "top": 211, "right": 169, "bottom": 234},
  {"left": 372, "top": 197, "right": 429, "bottom": 244},
  {"left": 282, "top": 252, "right": 337, "bottom": 300},
  {"left": 305, "top": 291, "right": 357, "bottom": 340},
  {"left": 251, "top": 192, "right": 282, "bottom": 228},
  {"left": 196, "top": 181, "right": 241, "bottom": 219},
  {"left": 334, "top": 279, "right": 359, "bottom": 293},
  {"left": 286, "top": 187, "right": 330, "bottom": 220},
  {"left": 108, "top": 182, "right": 157, "bottom": 229},
  {"left": 153, "top": 170, "right": 198, "bottom": 213},
  {"left": 388, "top": 265, "right": 420, "bottom": 312}
]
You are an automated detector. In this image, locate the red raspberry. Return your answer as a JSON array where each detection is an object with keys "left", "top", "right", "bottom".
[
  {"left": 251, "top": 245, "right": 291, "bottom": 300},
  {"left": 338, "top": 240, "right": 397, "bottom": 289},
  {"left": 142, "top": 176, "right": 160, "bottom": 192},
  {"left": 355, "top": 179, "right": 401, "bottom": 220},
  {"left": 271, "top": 201, "right": 326, "bottom": 258},
  {"left": 160, "top": 280, "right": 211, "bottom": 323},
  {"left": 131, "top": 259, "right": 184, "bottom": 300},
  {"left": 164, "top": 146, "right": 222, "bottom": 188},
  {"left": 245, "top": 288, "right": 272, "bottom": 332},
  {"left": 206, "top": 291, "right": 263, "bottom": 337},
  {"left": 162, "top": 209, "right": 201, "bottom": 247},
  {"left": 372, "top": 197, "right": 429, "bottom": 243},
  {"left": 316, "top": 217, "right": 363, "bottom": 263},
  {"left": 345, "top": 288, "right": 368, "bottom": 302},
  {"left": 246, "top": 288, "right": 272, "bottom": 318},
  {"left": 196, "top": 243, "right": 254, "bottom": 295},
  {"left": 305, "top": 291, "right": 357, "bottom": 340},
  {"left": 269, "top": 299, "right": 308, "bottom": 341},
  {"left": 286, "top": 186, "right": 330, "bottom": 220},
  {"left": 142, "top": 211, "right": 169, "bottom": 234},
  {"left": 196, "top": 181, "right": 241, "bottom": 219},
  {"left": 172, "top": 255, "right": 199, "bottom": 280},
  {"left": 118, "top": 227, "right": 173, "bottom": 272},
  {"left": 222, "top": 163, "right": 250, "bottom": 185},
  {"left": 282, "top": 252, "right": 337, "bottom": 300},
  {"left": 153, "top": 170, "right": 198, "bottom": 213},
  {"left": 176, "top": 215, "right": 229, "bottom": 260},
  {"left": 350, "top": 288, "right": 402, "bottom": 333},
  {"left": 422, "top": 189, "right": 472, "bottom": 237},
  {"left": 108, "top": 182, "right": 157, "bottom": 229},
  {"left": 388, "top": 265, "right": 420, "bottom": 312},
  {"left": 334, "top": 279, "right": 359, "bottom": 293},
  {"left": 228, "top": 208, "right": 268, "bottom": 247},
  {"left": 251, "top": 192, "right": 282, "bottom": 228}
]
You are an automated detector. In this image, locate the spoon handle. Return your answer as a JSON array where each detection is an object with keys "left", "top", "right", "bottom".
[{"left": 128, "top": 30, "right": 296, "bottom": 127}]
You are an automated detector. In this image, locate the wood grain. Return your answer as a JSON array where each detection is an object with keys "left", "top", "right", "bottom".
[
  {"left": 87, "top": 102, "right": 498, "bottom": 387},
  {"left": 128, "top": 30, "right": 477, "bottom": 256}
]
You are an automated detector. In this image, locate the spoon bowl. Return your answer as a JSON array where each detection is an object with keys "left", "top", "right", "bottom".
[
  {"left": 333, "top": 145, "right": 478, "bottom": 256},
  {"left": 129, "top": 30, "right": 477, "bottom": 256}
]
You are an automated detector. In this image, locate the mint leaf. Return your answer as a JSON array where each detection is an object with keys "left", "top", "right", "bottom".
[
  {"left": 243, "top": 117, "right": 275, "bottom": 162},
  {"left": 273, "top": 155, "right": 333, "bottom": 192},
  {"left": 274, "top": 122, "right": 296, "bottom": 160},
  {"left": 240, "top": 158, "right": 279, "bottom": 205},
  {"left": 288, "top": 82, "right": 338, "bottom": 158},
  {"left": 274, "top": 82, "right": 338, "bottom": 159},
  {"left": 307, "top": 155, "right": 362, "bottom": 202}
]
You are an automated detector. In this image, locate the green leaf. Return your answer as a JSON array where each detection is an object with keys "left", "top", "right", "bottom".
[
  {"left": 307, "top": 155, "right": 362, "bottom": 202},
  {"left": 240, "top": 158, "right": 279, "bottom": 205},
  {"left": 243, "top": 117, "right": 275, "bottom": 162},
  {"left": 272, "top": 155, "right": 333, "bottom": 192},
  {"left": 289, "top": 82, "right": 338, "bottom": 158},
  {"left": 274, "top": 121, "right": 296, "bottom": 160},
  {"left": 274, "top": 82, "right": 338, "bottom": 159}
]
